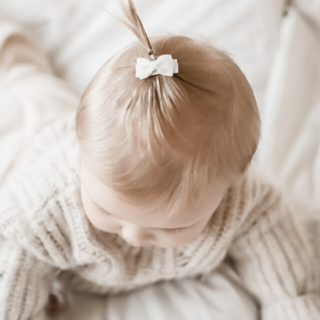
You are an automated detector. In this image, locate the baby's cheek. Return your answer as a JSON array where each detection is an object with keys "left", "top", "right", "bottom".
[
  {"left": 94, "top": 215, "right": 121, "bottom": 234},
  {"left": 101, "top": 217, "right": 121, "bottom": 234},
  {"left": 84, "top": 209, "right": 103, "bottom": 230},
  {"left": 84, "top": 207, "right": 119, "bottom": 233}
]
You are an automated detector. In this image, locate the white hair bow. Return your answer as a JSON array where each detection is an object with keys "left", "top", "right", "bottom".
[{"left": 136, "top": 54, "right": 179, "bottom": 80}]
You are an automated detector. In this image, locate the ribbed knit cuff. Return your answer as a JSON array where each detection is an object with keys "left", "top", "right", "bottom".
[{"left": 262, "top": 294, "right": 320, "bottom": 320}]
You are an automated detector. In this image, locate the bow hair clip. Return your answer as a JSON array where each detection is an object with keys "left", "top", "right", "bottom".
[{"left": 136, "top": 54, "right": 179, "bottom": 80}]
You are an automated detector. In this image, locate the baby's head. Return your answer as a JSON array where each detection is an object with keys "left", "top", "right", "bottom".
[{"left": 77, "top": 0, "right": 260, "bottom": 248}]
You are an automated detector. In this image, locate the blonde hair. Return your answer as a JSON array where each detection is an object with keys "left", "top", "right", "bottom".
[{"left": 76, "top": 0, "right": 260, "bottom": 214}]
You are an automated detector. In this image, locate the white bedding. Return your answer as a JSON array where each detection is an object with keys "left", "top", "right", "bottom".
[{"left": 0, "top": 0, "right": 319, "bottom": 319}]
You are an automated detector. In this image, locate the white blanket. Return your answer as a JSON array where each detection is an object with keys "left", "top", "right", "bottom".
[{"left": 0, "top": 0, "right": 319, "bottom": 319}]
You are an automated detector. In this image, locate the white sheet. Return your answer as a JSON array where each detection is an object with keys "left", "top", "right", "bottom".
[
  {"left": 59, "top": 262, "right": 258, "bottom": 320},
  {"left": 0, "top": 0, "right": 319, "bottom": 319},
  {"left": 257, "top": 7, "right": 320, "bottom": 216},
  {"left": 0, "top": 0, "right": 286, "bottom": 110}
]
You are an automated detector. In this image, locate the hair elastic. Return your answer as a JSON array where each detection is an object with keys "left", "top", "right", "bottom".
[{"left": 127, "top": 0, "right": 179, "bottom": 80}]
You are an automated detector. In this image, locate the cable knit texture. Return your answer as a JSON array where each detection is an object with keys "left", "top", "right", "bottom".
[{"left": 0, "top": 115, "right": 319, "bottom": 320}]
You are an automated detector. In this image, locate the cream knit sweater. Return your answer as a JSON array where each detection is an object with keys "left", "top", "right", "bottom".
[{"left": 0, "top": 115, "right": 319, "bottom": 320}]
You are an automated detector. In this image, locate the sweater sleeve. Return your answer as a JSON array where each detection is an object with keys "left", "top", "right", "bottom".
[
  {"left": 0, "top": 117, "right": 78, "bottom": 319},
  {"left": 0, "top": 187, "right": 73, "bottom": 320},
  {"left": 0, "top": 238, "right": 56, "bottom": 320},
  {"left": 228, "top": 179, "right": 320, "bottom": 320}
]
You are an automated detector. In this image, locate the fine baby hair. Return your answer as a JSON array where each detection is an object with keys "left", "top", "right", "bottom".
[{"left": 75, "top": 0, "right": 260, "bottom": 214}]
